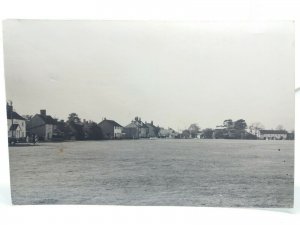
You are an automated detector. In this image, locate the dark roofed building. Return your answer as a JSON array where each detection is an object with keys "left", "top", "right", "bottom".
[
  {"left": 27, "top": 109, "right": 58, "bottom": 141},
  {"left": 98, "top": 118, "right": 124, "bottom": 139},
  {"left": 145, "top": 121, "right": 158, "bottom": 138},
  {"left": 7, "top": 107, "right": 26, "bottom": 121},
  {"left": 124, "top": 117, "right": 148, "bottom": 138}
]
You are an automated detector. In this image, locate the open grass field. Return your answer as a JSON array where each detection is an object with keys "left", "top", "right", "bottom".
[{"left": 9, "top": 139, "right": 294, "bottom": 207}]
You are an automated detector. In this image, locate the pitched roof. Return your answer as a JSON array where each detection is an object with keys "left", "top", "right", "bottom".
[
  {"left": 37, "top": 114, "right": 57, "bottom": 124},
  {"left": 7, "top": 110, "right": 26, "bottom": 120},
  {"left": 99, "top": 119, "right": 123, "bottom": 127},
  {"left": 145, "top": 123, "right": 157, "bottom": 129},
  {"left": 260, "top": 130, "right": 288, "bottom": 134},
  {"left": 9, "top": 124, "right": 20, "bottom": 131},
  {"left": 141, "top": 123, "right": 148, "bottom": 128}
]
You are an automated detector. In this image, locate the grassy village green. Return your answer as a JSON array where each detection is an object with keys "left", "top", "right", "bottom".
[{"left": 9, "top": 139, "right": 294, "bottom": 207}]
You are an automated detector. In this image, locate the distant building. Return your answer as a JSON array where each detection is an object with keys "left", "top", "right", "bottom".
[
  {"left": 159, "top": 127, "right": 178, "bottom": 138},
  {"left": 124, "top": 117, "right": 148, "bottom": 138},
  {"left": 27, "top": 110, "right": 57, "bottom": 141},
  {"left": 257, "top": 130, "right": 288, "bottom": 140},
  {"left": 145, "top": 121, "right": 158, "bottom": 138},
  {"left": 287, "top": 132, "right": 294, "bottom": 140},
  {"left": 7, "top": 103, "right": 26, "bottom": 141},
  {"left": 98, "top": 118, "right": 124, "bottom": 139}
]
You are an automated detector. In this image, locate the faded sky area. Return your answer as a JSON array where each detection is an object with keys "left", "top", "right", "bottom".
[{"left": 3, "top": 20, "right": 295, "bottom": 131}]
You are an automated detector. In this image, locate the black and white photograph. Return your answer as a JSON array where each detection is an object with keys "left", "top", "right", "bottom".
[{"left": 3, "top": 20, "right": 295, "bottom": 207}]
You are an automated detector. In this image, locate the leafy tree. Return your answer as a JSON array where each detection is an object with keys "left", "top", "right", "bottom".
[
  {"left": 181, "top": 130, "right": 191, "bottom": 139},
  {"left": 188, "top": 123, "right": 200, "bottom": 138},
  {"left": 201, "top": 128, "right": 214, "bottom": 139},
  {"left": 68, "top": 113, "right": 81, "bottom": 124},
  {"left": 223, "top": 119, "right": 234, "bottom": 128},
  {"left": 234, "top": 119, "right": 247, "bottom": 130},
  {"left": 83, "top": 122, "right": 103, "bottom": 140}
]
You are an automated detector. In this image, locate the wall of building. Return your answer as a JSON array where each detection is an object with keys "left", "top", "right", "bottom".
[
  {"left": 259, "top": 133, "right": 287, "bottom": 140},
  {"left": 45, "top": 124, "right": 54, "bottom": 140},
  {"left": 99, "top": 121, "right": 114, "bottom": 139},
  {"left": 7, "top": 119, "right": 26, "bottom": 139},
  {"left": 27, "top": 115, "right": 46, "bottom": 140},
  {"left": 123, "top": 127, "right": 139, "bottom": 139},
  {"left": 114, "top": 126, "right": 123, "bottom": 138}
]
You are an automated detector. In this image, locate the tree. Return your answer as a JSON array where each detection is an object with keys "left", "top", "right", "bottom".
[
  {"left": 249, "top": 122, "right": 264, "bottom": 136},
  {"left": 68, "top": 113, "right": 81, "bottom": 124},
  {"left": 188, "top": 123, "right": 200, "bottom": 138},
  {"left": 234, "top": 119, "right": 247, "bottom": 130},
  {"left": 83, "top": 122, "right": 103, "bottom": 140},
  {"left": 181, "top": 130, "right": 191, "bottom": 139},
  {"left": 249, "top": 122, "right": 264, "bottom": 131},
  {"left": 201, "top": 128, "right": 213, "bottom": 139},
  {"left": 223, "top": 119, "right": 234, "bottom": 128},
  {"left": 212, "top": 129, "right": 224, "bottom": 139}
]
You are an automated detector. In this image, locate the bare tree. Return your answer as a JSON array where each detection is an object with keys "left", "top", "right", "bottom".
[
  {"left": 249, "top": 122, "right": 264, "bottom": 131},
  {"left": 249, "top": 122, "right": 264, "bottom": 135}
]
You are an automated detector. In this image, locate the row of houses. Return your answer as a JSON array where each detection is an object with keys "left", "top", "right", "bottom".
[
  {"left": 7, "top": 103, "right": 294, "bottom": 143},
  {"left": 7, "top": 103, "right": 178, "bottom": 142},
  {"left": 99, "top": 116, "right": 179, "bottom": 139}
]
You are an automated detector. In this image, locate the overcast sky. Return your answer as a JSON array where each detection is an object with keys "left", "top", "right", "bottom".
[{"left": 3, "top": 20, "right": 295, "bottom": 131}]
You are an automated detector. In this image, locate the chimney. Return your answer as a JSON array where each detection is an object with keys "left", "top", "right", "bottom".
[
  {"left": 40, "top": 110, "right": 46, "bottom": 116},
  {"left": 6, "top": 103, "right": 13, "bottom": 112},
  {"left": 151, "top": 121, "right": 153, "bottom": 125}
]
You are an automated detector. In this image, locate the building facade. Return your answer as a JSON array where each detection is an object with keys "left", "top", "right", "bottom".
[
  {"left": 27, "top": 110, "right": 57, "bottom": 141},
  {"left": 145, "top": 121, "right": 158, "bottom": 138},
  {"left": 98, "top": 118, "right": 124, "bottom": 139},
  {"left": 7, "top": 103, "right": 26, "bottom": 140},
  {"left": 257, "top": 130, "right": 288, "bottom": 140},
  {"left": 124, "top": 117, "right": 148, "bottom": 139}
]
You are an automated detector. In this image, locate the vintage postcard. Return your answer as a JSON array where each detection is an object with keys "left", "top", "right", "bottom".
[{"left": 3, "top": 20, "right": 294, "bottom": 207}]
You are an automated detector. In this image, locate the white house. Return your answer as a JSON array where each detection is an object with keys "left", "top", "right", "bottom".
[
  {"left": 257, "top": 130, "right": 288, "bottom": 140},
  {"left": 7, "top": 103, "right": 26, "bottom": 140}
]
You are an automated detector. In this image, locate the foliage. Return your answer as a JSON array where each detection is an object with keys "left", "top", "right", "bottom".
[
  {"left": 68, "top": 113, "right": 81, "bottom": 124},
  {"left": 188, "top": 123, "right": 200, "bottom": 138},
  {"left": 201, "top": 128, "right": 214, "bottom": 139},
  {"left": 83, "top": 122, "right": 103, "bottom": 140},
  {"left": 234, "top": 119, "right": 247, "bottom": 130},
  {"left": 181, "top": 130, "right": 191, "bottom": 139},
  {"left": 223, "top": 119, "right": 234, "bottom": 128},
  {"left": 249, "top": 122, "right": 264, "bottom": 131}
]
